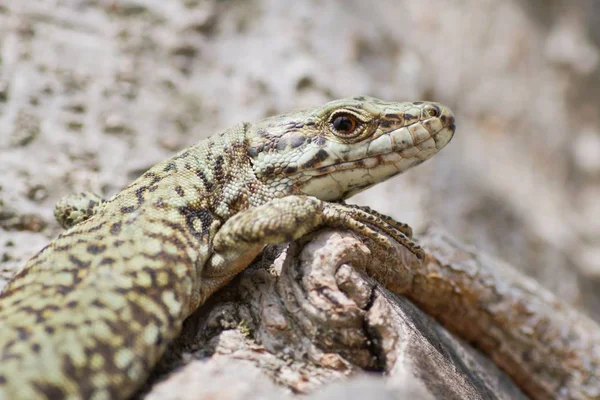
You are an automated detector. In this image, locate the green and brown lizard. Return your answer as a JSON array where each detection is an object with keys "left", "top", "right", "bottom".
[{"left": 0, "top": 96, "right": 455, "bottom": 400}]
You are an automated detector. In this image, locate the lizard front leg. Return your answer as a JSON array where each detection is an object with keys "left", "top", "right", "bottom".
[{"left": 199, "top": 195, "right": 423, "bottom": 304}]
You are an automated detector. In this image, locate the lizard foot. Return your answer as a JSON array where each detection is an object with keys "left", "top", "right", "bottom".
[{"left": 204, "top": 195, "right": 423, "bottom": 290}]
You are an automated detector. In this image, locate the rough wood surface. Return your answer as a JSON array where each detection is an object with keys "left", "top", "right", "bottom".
[{"left": 143, "top": 226, "right": 599, "bottom": 400}]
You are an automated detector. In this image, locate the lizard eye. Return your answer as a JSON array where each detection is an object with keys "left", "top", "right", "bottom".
[{"left": 330, "top": 113, "right": 359, "bottom": 135}]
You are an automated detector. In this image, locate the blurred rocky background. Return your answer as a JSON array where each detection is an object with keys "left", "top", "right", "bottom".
[{"left": 0, "top": 0, "right": 599, "bottom": 348}]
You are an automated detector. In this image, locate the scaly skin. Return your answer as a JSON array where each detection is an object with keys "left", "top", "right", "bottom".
[{"left": 0, "top": 96, "right": 455, "bottom": 400}]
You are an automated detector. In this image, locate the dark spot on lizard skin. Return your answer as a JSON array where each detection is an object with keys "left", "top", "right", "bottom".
[
  {"left": 0, "top": 376, "right": 6, "bottom": 384},
  {"left": 163, "top": 162, "right": 177, "bottom": 172},
  {"left": 404, "top": 113, "right": 416, "bottom": 121},
  {"left": 60, "top": 357, "right": 81, "bottom": 390},
  {"left": 87, "top": 223, "right": 105, "bottom": 233},
  {"left": 174, "top": 150, "right": 190, "bottom": 160},
  {"left": 413, "top": 101, "right": 424, "bottom": 105},
  {"left": 91, "top": 299, "right": 106, "bottom": 309},
  {"left": 0, "top": 354, "right": 19, "bottom": 363},
  {"left": 195, "top": 170, "right": 213, "bottom": 191},
  {"left": 53, "top": 244, "right": 72, "bottom": 252},
  {"left": 275, "top": 137, "right": 290, "bottom": 151},
  {"left": 113, "top": 240, "right": 125, "bottom": 247},
  {"left": 135, "top": 186, "right": 148, "bottom": 205},
  {"left": 228, "top": 192, "right": 249, "bottom": 214},
  {"left": 380, "top": 120, "right": 391, "bottom": 128},
  {"left": 302, "top": 148, "right": 329, "bottom": 168},
  {"left": 2, "top": 339, "right": 16, "bottom": 351},
  {"left": 66, "top": 301, "right": 78, "bottom": 309},
  {"left": 284, "top": 165, "right": 297, "bottom": 174},
  {"left": 31, "top": 344, "right": 40, "bottom": 353},
  {"left": 44, "top": 326, "right": 54, "bottom": 335},
  {"left": 16, "top": 328, "right": 30, "bottom": 341},
  {"left": 178, "top": 207, "right": 214, "bottom": 240},
  {"left": 147, "top": 231, "right": 187, "bottom": 252},
  {"left": 120, "top": 206, "right": 137, "bottom": 214},
  {"left": 59, "top": 230, "right": 79, "bottom": 239},
  {"left": 99, "top": 257, "right": 115, "bottom": 265},
  {"left": 42, "top": 304, "right": 60, "bottom": 312},
  {"left": 110, "top": 222, "right": 122, "bottom": 235},
  {"left": 214, "top": 156, "right": 225, "bottom": 182},
  {"left": 142, "top": 267, "right": 158, "bottom": 285},
  {"left": 162, "top": 220, "right": 197, "bottom": 249},
  {"left": 53, "top": 285, "right": 72, "bottom": 296},
  {"left": 384, "top": 113, "right": 403, "bottom": 121},
  {"left": 290, "top": 134, "right": 307, "bottom": 148},
  {"left": 33, "top": 383, "right": 66, "bottom": 399},
  {"left": 155, "top": 333, "right": 164, "bottom": 347},
  {"left": 175, "top": 186, "right": 185, "bottom": 197},
  {"left": 141, "top": 250, "right": 185, "bottom": 265},
  {"left": 154, "top": 199, "right": 168, "bottom": 209},
  {"left": 247, "top": 146, "right": 259, "bottom": 158},
  {"left": 13, "top": 307, "right": 33, "bottom": 318},
  {"left": 86, "top": 244, "right": 106, "bottom": 255},
  {"left": 69, "top": 255, "right": 90, "bottom": 269}
]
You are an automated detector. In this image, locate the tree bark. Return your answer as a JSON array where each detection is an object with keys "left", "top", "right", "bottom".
[{"left": 142, "top": 225, "right": 600, "bottom": 400}]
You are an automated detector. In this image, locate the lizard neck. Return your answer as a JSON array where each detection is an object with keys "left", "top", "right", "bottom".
[{"left": 182, "top": 122, "right": 275, "bottom": 219}]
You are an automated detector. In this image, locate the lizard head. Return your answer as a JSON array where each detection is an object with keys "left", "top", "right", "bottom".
[{"left": 247, "top": 96, "right": 455, "bottom": 201}]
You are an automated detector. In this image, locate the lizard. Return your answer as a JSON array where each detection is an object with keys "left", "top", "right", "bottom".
[{"left": 0, "top": 96, "right": 456, "bottom": 400}]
